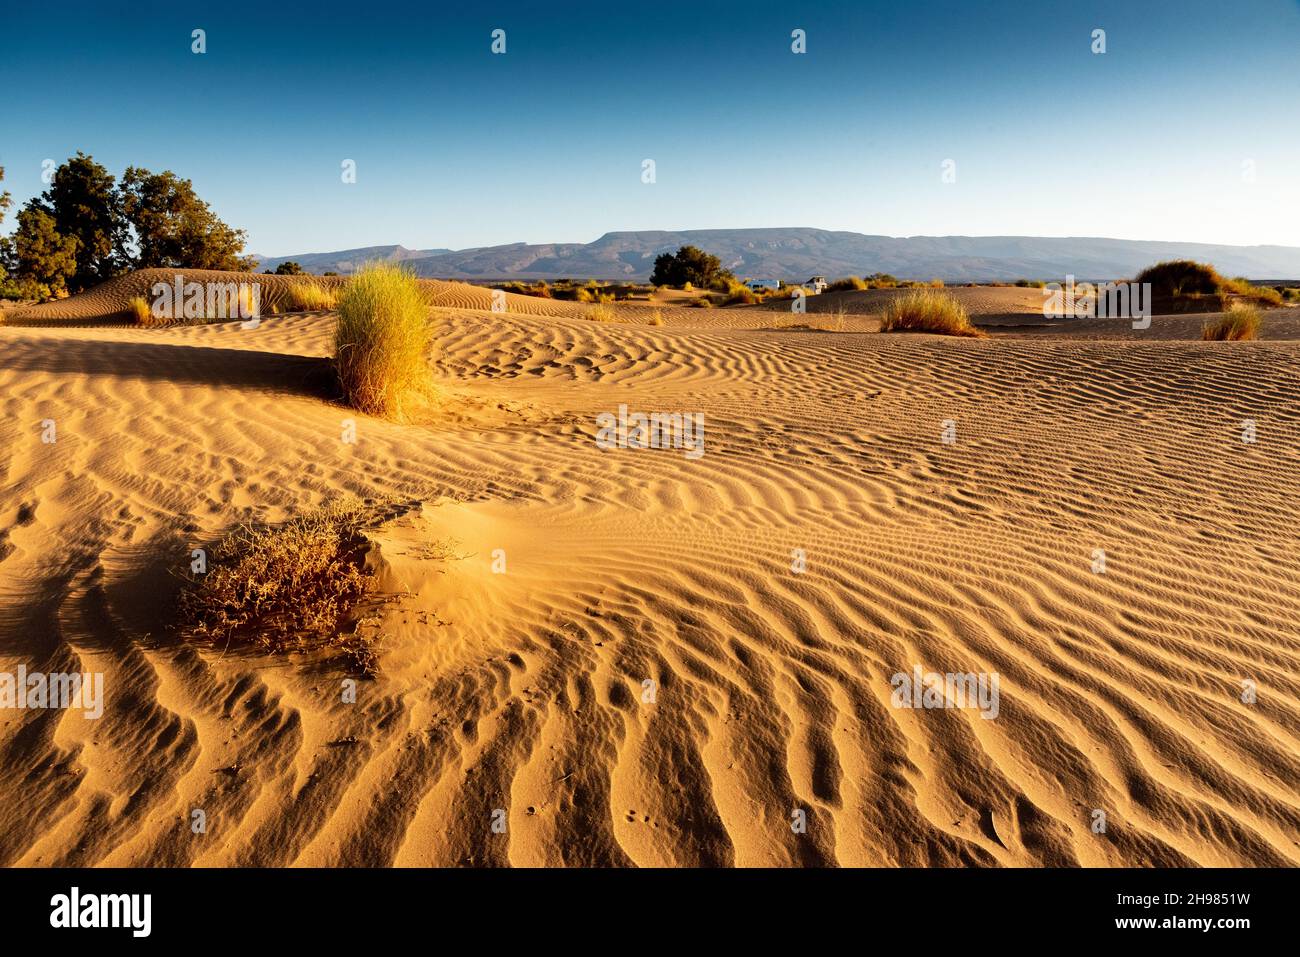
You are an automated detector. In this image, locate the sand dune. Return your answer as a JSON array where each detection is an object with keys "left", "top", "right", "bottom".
[
  {"left": 1, "top": 281, "right": 1298, "bottom": 867},
  {"left": 757, "top": 284, "right": 1057, "bottom": 318},
  {"left": 0, "top": 268, "right": 601, "bottom": 325}
]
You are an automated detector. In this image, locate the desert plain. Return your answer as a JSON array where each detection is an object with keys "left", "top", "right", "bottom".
[{"left": 1, "top": 271, "right": 1298, "bottom": 867}]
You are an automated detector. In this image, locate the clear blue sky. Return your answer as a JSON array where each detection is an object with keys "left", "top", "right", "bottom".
[{"left": 2, "top": 0, "right": 1297, "bottom": 255}]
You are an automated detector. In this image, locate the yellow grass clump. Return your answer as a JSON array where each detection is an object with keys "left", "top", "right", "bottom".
[
  {"left": 880, "top": 289, "right": 986, "bottom": 338},
  {"left": 285, "top": 281, "right": 337, "bottom": 312},
  {"left": 1221, "top": 276, "right": 1283, "bottom": 306},
  {"left": 1202, "top": 302, "right": 1261, "bottom": 341},
  {"left": 589, "top": 304, "right": 616, "bottom": 322},
  {"left": 1138, "top": 260, "right": 1281, "bottom": 306},
  {"left": 647, "top": 309, "right": 665, "bottom": 326},
  {"left": 722, "top": 285, "right": 759, "bottom": 305},
  {"left": 128, "top": 295, "right": 153, "bottom": 326},
  {"left": 175, "top": 499, "right": 389, "bottom": 674},
  {"left": 335, "top": 263, "right": 432, "bottom": 419}
]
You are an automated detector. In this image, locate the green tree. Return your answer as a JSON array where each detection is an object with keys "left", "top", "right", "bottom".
[
  {"left": 7, "top": 153, "right": 255, "bottom": 298},
  {"left": 13, "top": 207, "right": 80, "bottom": 296},
  {"left": 118, "top": 166, "right": 255, "bottom": 272},
  {"left": 273, "top": 261, "right": 304, "bottom": 275},
  {"left": 38, "top": 152, "right": 123, "bottom": 290},
  {"left": 649, "top": 245, "right": 732, "bottom": 288}
]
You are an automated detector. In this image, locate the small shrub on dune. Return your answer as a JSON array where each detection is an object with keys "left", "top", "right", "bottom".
[
  {"left": 692, "top": 296, "right": 714, "bottom": 308},
  {"left": 175, "top": 499, "right": 391, "bottom": 675},
  {"left": 1140, "top": 260, "right": 1282, "bottom": 307},
  {"left": 1136, "top": 259, "right": 1222, "bottom": 297},
  {"left": 722, "top": 284, "right": 759, "bottom": 306},
  {"left": 1202, "top": 302, "right": 1261, "bottom": 341},
  {"left": 334, "top": 263, "right": 432, "bottom": 419},
  {"left": 647, "top": 309, "right": 665, "bottom": 326},
  {"left": 1221, "top": 276, "right": 1283, "bottom": 306},
  {"left": 128, "top": 295, "right": 153, "bottom": 326},
  {"left": 827, "top": 276, "right": 868, "bottom": 292},
  {"left": 1253, "top": 285, "right": 1283, "bottom": 306},
  {"left": 868, "top": 272, "right": 898, "bottom": 288},
  {"left": 574, "top": 287, "right": 595, "bottom": 303},
  {"left": 285, "top": 281, "right": 337, "bottom": 312},
  {"left": 496, "top": 278, "right": 553, "bottom": 297},
  {"left": 589, "top": 304, "right": 616, "bottom": 322},
  {"left": 880, "top": 289, "right": 986, "bottom": 338}
]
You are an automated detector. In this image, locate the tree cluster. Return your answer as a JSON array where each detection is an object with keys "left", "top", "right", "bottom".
[
  {"left": 0, "top": 152, "right": 254, "bottom": 299},
  {"left": 649, "top": 245, "right": 733, "bottom": 288}
]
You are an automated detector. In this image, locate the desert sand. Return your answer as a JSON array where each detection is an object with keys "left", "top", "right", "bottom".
[{"left": 1, "top": 271, "right": 1298, "bottom": 866}]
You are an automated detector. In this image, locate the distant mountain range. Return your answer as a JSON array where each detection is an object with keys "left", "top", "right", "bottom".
[{"left": 251, "top": 229, "right": 1300, "bottom": 282}]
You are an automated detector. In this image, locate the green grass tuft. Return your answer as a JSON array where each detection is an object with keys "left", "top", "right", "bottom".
[
  {"left": 334, "top": 263, "right": 432, "bottom": 419},
  {"left": 879, "top": 289, "right": 986, "bottom": 338}
]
